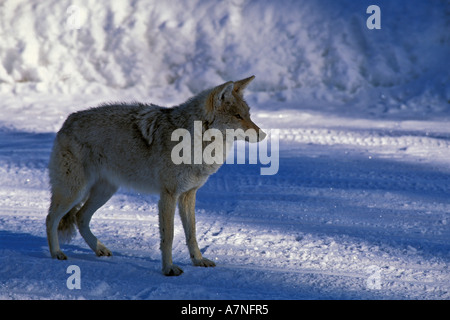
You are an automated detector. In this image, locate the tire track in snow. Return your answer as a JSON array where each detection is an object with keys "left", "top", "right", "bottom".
[{"left": 277, "top": 128, "right": 450, "bottom": 149}]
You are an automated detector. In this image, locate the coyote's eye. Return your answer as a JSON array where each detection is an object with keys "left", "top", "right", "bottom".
[{"left": 234, "top": 114, "right": 243, "bottom": 120}]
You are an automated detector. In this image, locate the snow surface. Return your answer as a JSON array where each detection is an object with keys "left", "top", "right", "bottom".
[{"left": 0, "top": 0, "right": 449, "bottom": 300}]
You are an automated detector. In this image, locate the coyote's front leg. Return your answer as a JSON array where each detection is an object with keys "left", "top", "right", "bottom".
[
  {"left": 179, "top": 188, "right": 216, "bottom": 268},
  {"left": 159, "top": 190, "right": 183, "bottom": 276}
]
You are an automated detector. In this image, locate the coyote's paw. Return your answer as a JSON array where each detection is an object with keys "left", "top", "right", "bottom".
[
  {"left": 52, "top": 250, "right": 68, "bottom": 260},
  {"left": 95, "top": 245, "right": 112, "bottom": 257},
  {"left": 193, "top": 257, "right": 216, "bottom": 268},
  {"left": 162, "top": 264, "right": 184, "bottom": 276}
]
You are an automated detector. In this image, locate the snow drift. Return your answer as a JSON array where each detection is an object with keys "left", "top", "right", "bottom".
[{"left": 0, "top": 0, "right": 448, "bottom": 120}]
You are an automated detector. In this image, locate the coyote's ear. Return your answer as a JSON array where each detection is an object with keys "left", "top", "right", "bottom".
[
  {"left": 233, "top": 75, "right": 255, "bottom": 96},
  {"left": 206, "top": 81, "right": 234, "bottom": 114}
]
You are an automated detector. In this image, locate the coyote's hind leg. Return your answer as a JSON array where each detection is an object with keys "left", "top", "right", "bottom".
[
  {"left": 46, "top": 193, "right": 83, "bottom": 260},
  {"left": 76, "top": 179, "right": 118, "bottom": 257}
]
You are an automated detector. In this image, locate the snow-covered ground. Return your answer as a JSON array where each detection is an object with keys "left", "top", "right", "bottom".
[{"left": 0, "top": 0, "right": 449, "bottom": 300}]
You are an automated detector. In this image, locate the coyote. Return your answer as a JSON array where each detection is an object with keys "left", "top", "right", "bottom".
[{"left": 46, "top": 76, "right": 266, "bottom": 276}]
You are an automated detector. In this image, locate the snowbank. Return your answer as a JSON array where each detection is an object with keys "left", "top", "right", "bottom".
[{"left": 0, "top": 0, "right": 448, "bottom": 125}]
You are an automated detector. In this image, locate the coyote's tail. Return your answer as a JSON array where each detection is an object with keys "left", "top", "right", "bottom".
[{"left": 57, "top": 205, "right": 81, "bottom": 243}]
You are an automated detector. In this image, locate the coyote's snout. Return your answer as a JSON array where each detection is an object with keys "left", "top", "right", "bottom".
[{"left": 46, "top": 76, "right": 265, "bottom": 276}]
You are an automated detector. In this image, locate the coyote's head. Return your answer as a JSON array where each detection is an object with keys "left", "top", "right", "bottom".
[{"left": 205, "top": 76, "right": 266, "bottom": 143}]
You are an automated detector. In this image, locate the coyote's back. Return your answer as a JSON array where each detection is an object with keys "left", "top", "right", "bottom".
[{"left": 49, "top": 104, "right": 169, "bottom": 195}]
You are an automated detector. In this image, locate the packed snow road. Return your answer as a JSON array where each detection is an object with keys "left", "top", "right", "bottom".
[{"left": 1, "top": 112, "right": 449, "bottom": 299}]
